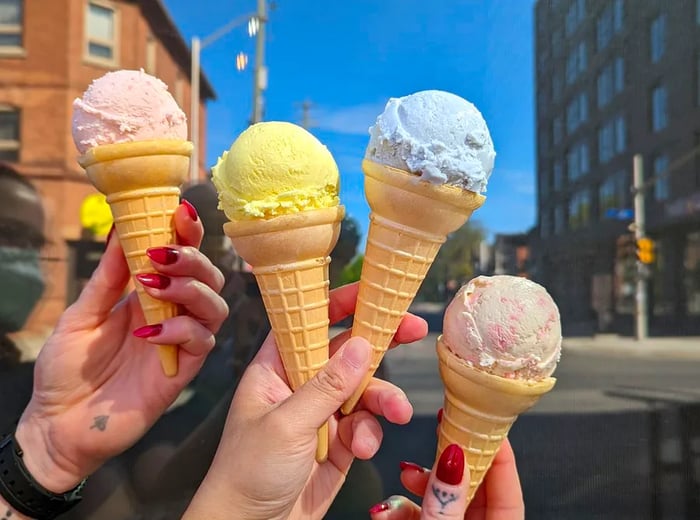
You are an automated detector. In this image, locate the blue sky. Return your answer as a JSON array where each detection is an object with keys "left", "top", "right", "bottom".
[{"left": 164, "top": 0, "right": 537, "bottom": 242}]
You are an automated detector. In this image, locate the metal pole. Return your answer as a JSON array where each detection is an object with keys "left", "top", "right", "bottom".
[
  {"left": 190, "top": 36, "right": 201, "bottom": 184},
  {"left": 252, "top": 0, "right": 267, "bottom": 124},
  {"left": 633, "top": 153, "right": 648, "bottom": 340}
]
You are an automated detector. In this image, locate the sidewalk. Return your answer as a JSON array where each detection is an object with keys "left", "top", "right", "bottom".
[{"left": 563, "top": 334, "right": 700, "bottom": 360}]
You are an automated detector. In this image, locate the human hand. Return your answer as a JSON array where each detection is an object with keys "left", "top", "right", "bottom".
[
  {"left": 15, "top": 201, "right": 229, "bottom": 493},
  {"left": 183, "top": 282, "right": 429, "bottom": 520},
  {"left": 369, "top": 439, "right": 524, "bottom": 520}
]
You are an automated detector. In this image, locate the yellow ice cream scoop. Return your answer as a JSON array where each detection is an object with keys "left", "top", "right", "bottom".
[{"left": 212, "top": 121, "right": 340, "bottom": 221}]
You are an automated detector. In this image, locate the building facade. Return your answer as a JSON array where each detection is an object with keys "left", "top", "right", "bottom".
[
  {"left": 0, "top": 0, "right": 214, "bottom": 334},
  {"left": 534, "top": 0, "right": 700, "bottom": 335}
]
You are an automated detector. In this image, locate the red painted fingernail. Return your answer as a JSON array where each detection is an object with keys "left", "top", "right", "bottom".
[
  {"left": 182, "top": 199, "right": 199, "bottom": 221},
  {"left": 436, "top": 444, "right": 464, "bottom": 486},
  {"left": 399, "top": 461, "right": 426, "bottom": 473},
  {"left": 135, "top": 273, "right": 171, "bottom": 289},
  {"left": 437, "top": 408, "right": 444, "bottom": 423},
  {"left": 147, "top": 247, "right": 179, "bottom": 265},
  {"left": 133, "top": 323, "right": 163, "bottom": 338},
  {"left": 368, "top": 502, "right": 390, "bottom": 514}
]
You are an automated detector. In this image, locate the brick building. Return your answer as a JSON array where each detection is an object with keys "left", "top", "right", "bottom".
[
  {"left": 0, "top": 0, "right": 215, "bottom": 334},
  {"left": 533, "top": 0, "right": 700, "bottom": 335}
]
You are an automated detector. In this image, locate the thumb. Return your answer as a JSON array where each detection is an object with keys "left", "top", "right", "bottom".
[
  {"left": 277, "top": 336, "right": 372, "bottom": 432},
  {"left": 64, "top": 228, "right": 131, "bottom": 325},
  {"left": 420, "top": 444, "right": 470, "bottom": 519}
]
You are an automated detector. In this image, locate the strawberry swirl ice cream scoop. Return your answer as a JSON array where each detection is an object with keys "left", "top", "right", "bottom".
[{"left": 442, "top": 275, "right": 562, "bottom": 381}]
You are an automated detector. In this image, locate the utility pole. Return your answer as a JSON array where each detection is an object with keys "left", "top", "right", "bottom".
[
  {"left": 251, "top": 0, "right": 267, "bottom": 124},
  {"left": 299, "top": 99, "right": 315, "bottom": 129},
  {"left": 190, "top": 36, "right": 201, "bottom": 183},
  {"left": 632, "top": 154, "right": 648, "bottom": 341}
]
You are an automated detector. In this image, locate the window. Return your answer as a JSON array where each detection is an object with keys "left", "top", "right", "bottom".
[
  {"left": 553, "top": 160, "right": 564, "bottom": 191},
  {"left": 598, "top": 115, "right": 625, "bottom": 163},
  {"left": 565, "top": 0, "right": 586, "bottom": 36},
  {"left": 566, "top": 41, "right": 587, "bottom": 84},
  {"left": 540, "top": 211, "right": 552, "bottom": 239},
  {"left": 85, "top": 1, "right": 117, "bottom": 63},
  {"left": 0, "top": 0, "right": 22, "bottom": 49},
  {"left": 650, "top": 13, "right": 666, "bottom": 63},
  {"left": 569, "top": 189, "right": 591, "bottom": 230},
  {"left": 145, "top": 34, "right": 156, "bottom": 74},
  {"left": 0, "top": 106, "right": 20, "bottom": 161},
  {"left": 554, "top": 204, "right": 566, "bottom": 233},
  {"left": 597, "top": 66, "right": 613, "bottom": 108},
  {"left": 596, "top": 6, "right": 612, "bottom": 51},
  {"left": 614, "top": 115, "right": 626, "bottom": 154},
  {"left": 551, "top": 29, "right": 563, "bottom": 58},
  {"left": 613, "top": 0, "right": 624, "bottom": 32},
  {"left": 653, "top": 154, "right": 670, "bottom": 201},
  {"left": 597, "top": 59, "right": 624, "bottom": 108},
  {"left": 651, "top": 84, "right": 668, "bottom": 132},
  {"left": 598, "top": 170, "right": 628, "bottom": 218},
  {"left": 552, "top": 116, "right": 563, "bottom": 145},
  {"left": 552, "top": 73, "right": 563, "bottom": 102},
  {"left": 614, "top": 57, "right": 624, "bottom": 92},
  {"left": 540, "top": 169, "right": 550, "bottom": 199},
  {"left": 567, "top": 141, "right": 589, "bottom": 181},
  {"left": 566, "top": 92, "right": 588, "bottom": 133},
  {"left": 697, "top": 0, "right": 700, "bottom": 25}
]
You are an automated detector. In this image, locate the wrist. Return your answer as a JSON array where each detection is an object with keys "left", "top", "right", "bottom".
[
  {"left": 15, "top": 407, "right": 86, "bottom": 494},
  {"left": 0, "top": 494, "right": 33, "bottom": 519}
]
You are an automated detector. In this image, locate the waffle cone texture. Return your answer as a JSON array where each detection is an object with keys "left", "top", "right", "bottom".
[
  {"left": 224, "top": 205, "right": 345, "bottom": 462},
  {"left": 435, "top": 336, "right": 556, "bottom": 503},
  {"left": 78, "top": 140, "right": 192, "bottom": 377},
  {"left": 342, "top": 160, "right": 486, "bottom": 414}
]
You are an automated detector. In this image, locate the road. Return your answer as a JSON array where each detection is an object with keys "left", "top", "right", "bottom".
[{"left": 357, "top": 331, "right": 700, "bottom": 520}]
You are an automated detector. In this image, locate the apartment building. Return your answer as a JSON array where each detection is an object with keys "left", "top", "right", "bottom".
[
  {"left": 534, "top": 0, "right": 700, "bottom": 334},
  {"left": 0, "top": 0, "right": 215, "bottom": 333}
]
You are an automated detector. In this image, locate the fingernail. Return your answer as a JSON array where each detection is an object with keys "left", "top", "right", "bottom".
[
  {"left": 399, "top": 461, "right": 426, "bottom": 473},
  {"left": 135, "top": 273, "right": 171, "bottom": 289},
  {"left": 368, "top": 502, "right": 390, "bottom": 514},
  {"left": 182, "top": 199, "right": 199, "bottom": 222},
  {"left": 341, "top": 337, "right": 370, "bottom": 369},
  {"left": 436, "top": 444, "right": 465, "bottom": 486},
  {"left": 106, "top": 224, "right": 116, "bottom": 245},
  {"left": 147, "top": 247, "right": 179, "bottom": 265},
  {"left": 437, "top": 408, "right": 444, "bottom": 423},
  {"left": 133, "top": 323, "right": 163, "bottom": 338}
]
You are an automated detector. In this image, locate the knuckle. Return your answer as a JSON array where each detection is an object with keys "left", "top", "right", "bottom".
[{"left": 311, "top": 367, "right": 347, "bottom": 396}]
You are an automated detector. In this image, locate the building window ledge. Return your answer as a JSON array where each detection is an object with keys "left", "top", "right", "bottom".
[
  {"left": 82, "top": 55, "right": 118, "bottom": 70},
  {"left": 0, "top": 46, "right": 26, "bottom": 58}
]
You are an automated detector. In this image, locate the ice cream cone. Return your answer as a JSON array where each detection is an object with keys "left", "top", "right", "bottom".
[
  {"left": 78, "top": 140, "right": 192, "bottom": 377},
  {"left": 435, "top": 336, "right": 555, "bottom": 503},
  {"left": 223, "top": 205, "right": 345, "bottom": 463},
  {"left": 341, "top": 160, "right": 485, "bottom": 414}
]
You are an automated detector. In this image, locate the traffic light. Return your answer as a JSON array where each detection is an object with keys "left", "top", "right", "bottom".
[
  {"left": 616, "top": 234, "right": 636, "bottom": 260},
  {"left": 636, "top": 237, "right": 655, "bottom": 264}
]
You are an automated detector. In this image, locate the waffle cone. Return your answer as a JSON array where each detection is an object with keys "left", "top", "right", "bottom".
[
  {"left": 78, "top": 140, "right": 193, "bottom": 377},
  {"left": 223, "top": 205, "right": 345, "bottom": 462},
  {"left": 342, "top": 160, "right": 485, "bottom": 414},
  {"left": 435, "top": 336, "right": 555, "bottom": 503}
]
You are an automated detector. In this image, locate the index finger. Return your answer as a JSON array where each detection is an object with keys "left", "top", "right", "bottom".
[{"left": 175, "top": 199, "right": 204, "bottom": 247}]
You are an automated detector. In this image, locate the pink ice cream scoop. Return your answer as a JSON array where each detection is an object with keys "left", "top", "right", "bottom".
[
  {"left": 72, "top": 69, "right": 187, "bottom": 154},
  {"left": 442, "top": 275, "right": 562, "bottom": 380}
]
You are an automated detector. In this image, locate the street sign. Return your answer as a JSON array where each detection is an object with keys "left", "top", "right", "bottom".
[{"left": 605, "top": 208, "right": 634, "bottom": 220}]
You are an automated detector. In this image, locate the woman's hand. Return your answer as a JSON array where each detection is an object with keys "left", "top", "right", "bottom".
[
  {"left": 369, "top": 439, "right": 524, "bottom": 520},
  {"left": 15, "top": 201, "right": 229, "bottom": 494},
  {"left": 183, "top": 282, "right": 429, "bottom": 520}
]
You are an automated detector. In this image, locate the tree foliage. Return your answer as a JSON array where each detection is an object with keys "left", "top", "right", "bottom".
[{"left": 417, "top": 222, "right": 486, "bottom": 302}]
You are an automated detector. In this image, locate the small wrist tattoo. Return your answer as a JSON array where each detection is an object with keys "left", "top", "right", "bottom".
[
  {"left": 90, "top": 415, "right": 109, "bottom": 431},
  {"left": 432, "top": 484, "right": 458, "bottom": 511},
  {"left": 5, "top": 509, "right": 13, "bottom": 517}
]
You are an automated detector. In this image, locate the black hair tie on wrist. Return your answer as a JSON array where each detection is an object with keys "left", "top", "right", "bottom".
[{"left": 0, "top": 432, "right": 85, "bottom": 519}]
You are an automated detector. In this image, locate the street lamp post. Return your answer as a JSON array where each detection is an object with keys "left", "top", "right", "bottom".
[{"left": 189, "top": 12, "right": 257, "bottom": 183}]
